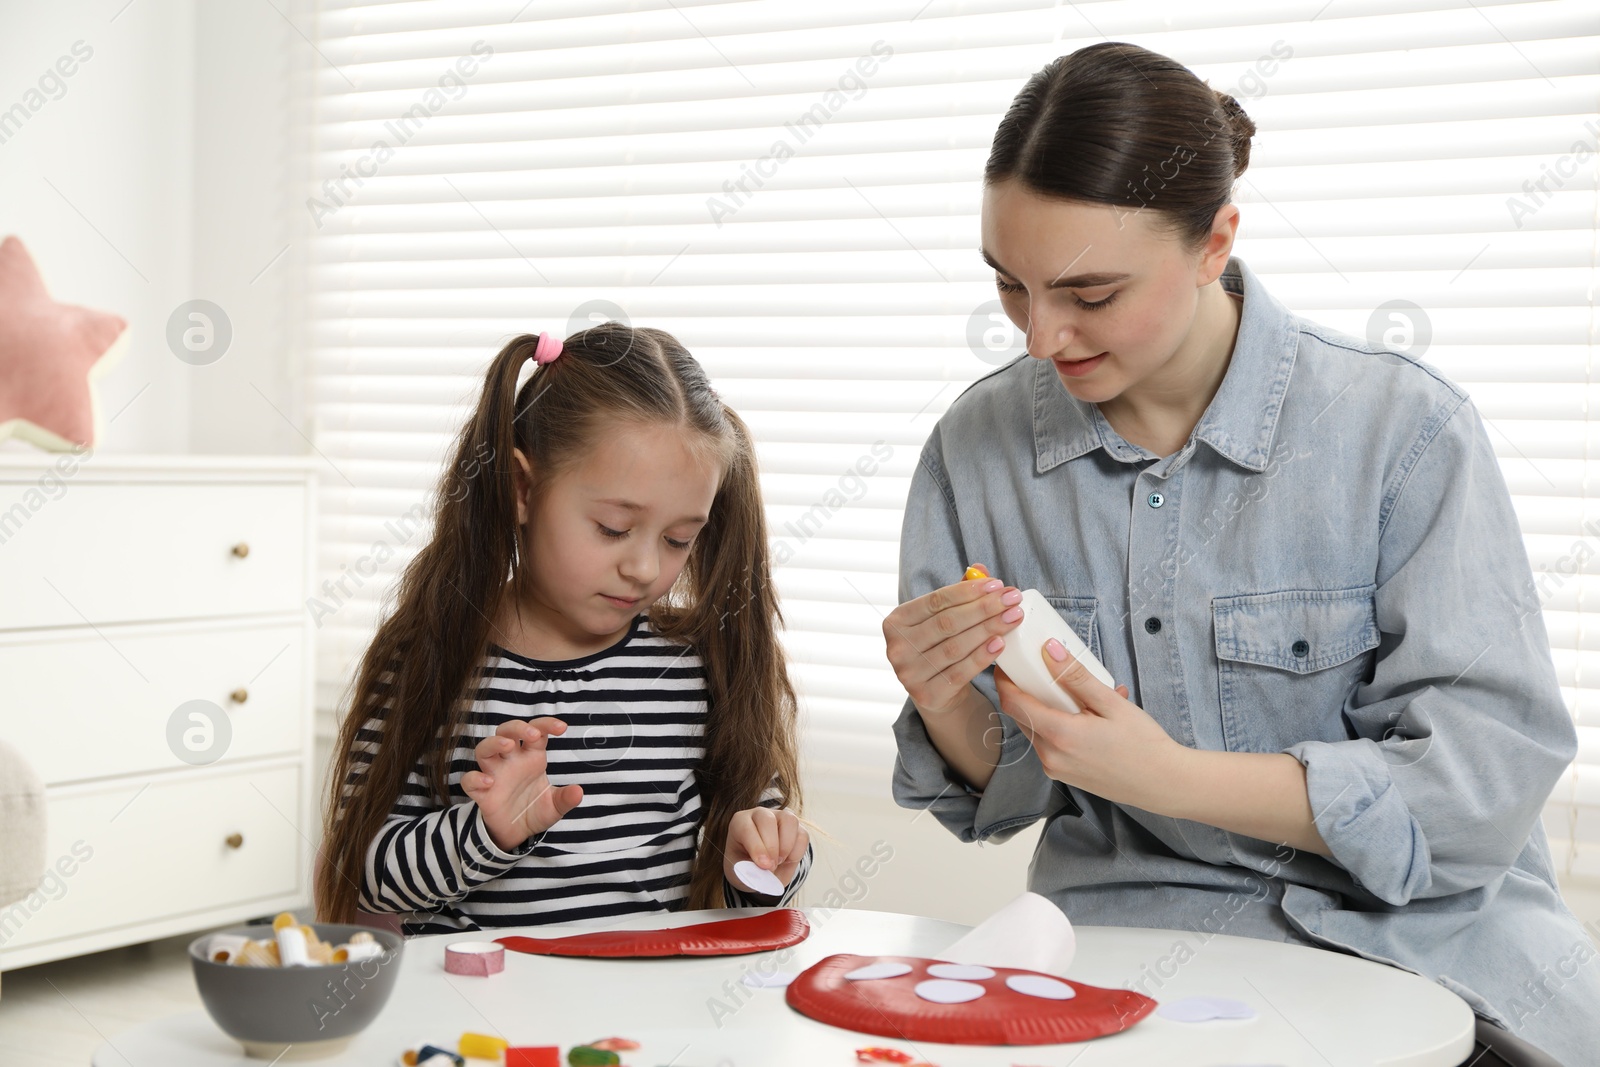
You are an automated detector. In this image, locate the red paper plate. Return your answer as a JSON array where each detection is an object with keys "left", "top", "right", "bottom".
[
  {"left": 785, "top": 954, "right": 1156, "bottom": 1045},
  {"left": 494, "top": 908, "right": 809, "bottom": 958}
]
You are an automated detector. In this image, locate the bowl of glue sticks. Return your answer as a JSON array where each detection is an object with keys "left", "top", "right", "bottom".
[{"left": 188, "top": 911, "right": 404, "bottom": 1060}]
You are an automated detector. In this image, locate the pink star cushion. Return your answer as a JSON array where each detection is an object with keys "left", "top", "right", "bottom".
[{"left": 0, "top": 236, "right": 127, "bottom": 451}]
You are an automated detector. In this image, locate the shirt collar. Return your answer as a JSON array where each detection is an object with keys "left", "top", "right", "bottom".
[{"left": 1032, "top": 254, "right": 1298, "bottom": 475}]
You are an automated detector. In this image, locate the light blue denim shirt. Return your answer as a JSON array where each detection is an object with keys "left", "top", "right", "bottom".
[{"left": 891, "top": 254, "right": 1600, "bottom": 1062}]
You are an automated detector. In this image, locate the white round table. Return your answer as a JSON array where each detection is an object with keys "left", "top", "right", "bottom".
[{"left": 94, "top": 908, "right": 1475, "bottom": 1066}]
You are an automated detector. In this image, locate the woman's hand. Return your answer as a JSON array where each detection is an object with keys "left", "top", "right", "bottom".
[
  {"left": 994, "top": 638, "right": 1181, "bottom": 809},
  {"left": 724, "top": 806, "right": 809, "bottom": 898},
  {"left": 882, "top": 566, "right": 1024, "bottom": 716},
  {"left": 461, "top": 717, "right": 584, "bottom": 852}
]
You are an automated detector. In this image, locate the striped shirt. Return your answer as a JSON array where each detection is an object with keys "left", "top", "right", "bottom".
[{"left": 349, "top": 612, "right": 811, "bottom": 935}]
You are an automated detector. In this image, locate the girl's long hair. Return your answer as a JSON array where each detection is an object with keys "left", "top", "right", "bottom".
[{"left": 316, "top": 322, "right": 801, "bottom": 922}]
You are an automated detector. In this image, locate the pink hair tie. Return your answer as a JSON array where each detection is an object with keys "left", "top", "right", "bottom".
[{"left": 533, "top": 331, "right": 563, "bottom": 365}]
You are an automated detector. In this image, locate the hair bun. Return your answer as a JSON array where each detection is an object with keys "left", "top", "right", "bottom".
[{"left": 1212, "top": 88, "right": 1256, "bottom": 178}]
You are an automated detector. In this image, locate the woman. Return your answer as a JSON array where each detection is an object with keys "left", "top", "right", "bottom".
[{"left": 884, "top": 41, "right": 1595, "bottom": 1067}]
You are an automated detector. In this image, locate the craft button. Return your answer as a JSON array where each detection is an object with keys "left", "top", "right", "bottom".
[
  {"left": 1148, "top": 491, "right": 1165, "bottom": 508},
  {"left": 1144, "top": 617, "right": 1162, "bottom": 634},
  {"left": 1292, "top": 639, "right": 1310, "bottom": 657}
]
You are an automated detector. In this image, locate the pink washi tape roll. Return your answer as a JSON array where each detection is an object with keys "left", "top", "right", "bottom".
[{"left": 445, "top": 941, "right": 505, "bottom": 976}]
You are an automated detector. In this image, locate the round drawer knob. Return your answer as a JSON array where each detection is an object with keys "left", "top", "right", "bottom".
[
  {"left": 230, "top": 687, "right": 249, "bottom": 705},
  {"left": 231, "top": 542, "right": 250, "bottom": 559},
  {"left": 225, "top": 833, "right": 244, "bottom": 849}
]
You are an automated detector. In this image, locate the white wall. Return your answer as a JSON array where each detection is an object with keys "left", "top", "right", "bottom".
[
  {"left": 0, "top": 0, "right": 195, "bottom": 456},
  {"left": 0, "top": 0, "right": 302, "bottom": 460}
]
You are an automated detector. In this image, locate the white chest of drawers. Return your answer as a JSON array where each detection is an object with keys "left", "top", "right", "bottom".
[{"left": 0, "top": 452, "right": 317, "bottom": 970}]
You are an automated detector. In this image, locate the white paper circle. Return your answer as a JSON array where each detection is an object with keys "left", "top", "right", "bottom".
[
  {"left": 1156, "top": 996, "right": 1256, "bottom": 1022},
  {"left": 926, "top": 963, "right": 996, "bottom": 980},
  {"left": 914, "top": 978, "right": 988, "bottom": 1004},
  {"left": 732, "top": 860, "right": 785, "bottom": 897},
  {"left": 1005, "top": 973, "right": 1076, "bottom": 1000},
  {"left": 844, "top": 961, "right": 914, "bottom": 981}
]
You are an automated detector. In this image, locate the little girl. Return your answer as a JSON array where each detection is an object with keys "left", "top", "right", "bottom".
[{"left": 316, "top": 323, "right": 811, "bottom": 933}]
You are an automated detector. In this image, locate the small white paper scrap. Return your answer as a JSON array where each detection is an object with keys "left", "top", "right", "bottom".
[
  {"left": 926, "top": 963, "right": 995, "bottom": 980},
  {"left": 1156, "top": 996, "right": 1257, "bottom": 1023},
  {"left": 914, "top": 978, "right": 988, "bottom": 1004},
  {"left": 1005, "top": 973, "right": 1076, "bottom": 1000},
  {"left": 732, "top": 860, "right": 785, "bottom": 897},
  {"left": 741, "top": 970, "right": 795, "bottom": 989},
  {"left": 845, "top": 961, "right": 913, "bottom": 981}
]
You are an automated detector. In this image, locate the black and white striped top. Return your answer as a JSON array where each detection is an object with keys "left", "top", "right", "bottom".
[{"left": 349, "top": 612, "right": 811, "bottom": 935}]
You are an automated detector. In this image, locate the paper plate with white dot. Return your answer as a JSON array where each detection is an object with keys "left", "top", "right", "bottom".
[{"left": 785, "top": 954, "right": 1155, "bottom": 1045}]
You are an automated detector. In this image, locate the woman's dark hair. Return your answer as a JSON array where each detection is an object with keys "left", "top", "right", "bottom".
[
  {"left": 985, "top": 41, "right": 1258, "bottom": 253},
  {"left": 316, "top": 322, "right": 802, "bottom": 922}
]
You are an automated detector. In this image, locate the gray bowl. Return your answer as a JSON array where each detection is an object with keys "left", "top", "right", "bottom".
[{"left": 188, "top": 922, "right": 405, "bottom": 1060}]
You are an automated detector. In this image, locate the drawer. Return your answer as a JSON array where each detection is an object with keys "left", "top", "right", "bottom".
[
  {"left": 0, "top": 762, "right": 302, "bottom": 954},
  {"left": 0, "top": 622, "right": 307, "bottom": 785},
  {"left": 0, "top": 481, "right": 306, "bottom": 630}
]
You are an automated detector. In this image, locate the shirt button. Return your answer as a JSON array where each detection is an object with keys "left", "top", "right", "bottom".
[
  {"left": 1292, "top": 639, "right": 1310, "bottom": 657},
  {"left": 1147, "top": 491, "right": 1165, "bottom": 508},
  {"left": 1144, "top": 617, "right": 1162, "bottom": 634}
]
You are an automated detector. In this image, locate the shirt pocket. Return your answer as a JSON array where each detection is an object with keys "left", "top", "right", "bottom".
[
  {"left": 1211, "top": 584, "right": 1379, "bottom": 754},
  {"left": 1041, "top": 594, "right": 1103, "bottom": 666}
]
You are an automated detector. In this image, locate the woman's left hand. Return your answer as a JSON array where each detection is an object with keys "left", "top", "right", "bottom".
[
  {"left": 994, "top": 638, "right": 1185, "bottom": 808},
  {"left": 724, "top": 806, "right": 809, "bottom": 897}
]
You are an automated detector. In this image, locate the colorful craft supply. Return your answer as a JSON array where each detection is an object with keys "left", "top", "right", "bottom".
[
  {"left": 215, "top": 912, "right": 384, "bottom": 969},
  {"left": 856, "top": 1048, "right": 915, "bottom": 1063},
  {"left": 506, "top": 1049, "right": 561, "bottom": 1067},
  {"left": 445, "top": 941, "right": 506, "bottom": 976},
  {"left": 458, "top": 1032, "right": 509, "bottom": 1059},
  {"left": 586, "top": 1037, "right": 640, "bottom": 1051},
  {"left": 566, "top": 1047, "right": 620, "bottom": 1066}
]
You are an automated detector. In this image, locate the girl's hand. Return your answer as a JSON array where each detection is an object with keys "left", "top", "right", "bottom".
[
  {"left": 461, "top": 717, "right": 584, "bottom": 853},
  {"left": 724, "top": 806, "right": 809, "bottom": 898},
  {"left": 882, "top": 564, "right": 1024, "bottom": 715},
  {"left": 994, "top": 640, "right": 1181, "bottom": 809}
]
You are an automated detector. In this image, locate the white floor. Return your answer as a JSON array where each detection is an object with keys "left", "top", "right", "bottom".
[{"left": 0, "top": 932, "right": 199, "bottom": 1067}]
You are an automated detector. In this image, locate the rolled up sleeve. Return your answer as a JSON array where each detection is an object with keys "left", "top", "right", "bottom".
[
  {"left": 889, "top": 428, "right": 1054, "bottom": 844},
  {"left": 1284, "top": 395, "right": 1576, "bottom": 905}
]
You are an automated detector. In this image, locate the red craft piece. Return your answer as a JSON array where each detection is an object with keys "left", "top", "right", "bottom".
[
  {"left": 786, "top": 954, "right": 1156, "bottom": 1046},
  {"left": 494, "top": 908, "right": 809, "bottom": 958},
  {"left": 506, "top": 1048, "right": 560, "bottom": 1067}
]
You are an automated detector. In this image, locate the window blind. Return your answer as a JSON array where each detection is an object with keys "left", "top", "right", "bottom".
[{"left": 302, "top": 0, "right": 1600, "bottom": 875}]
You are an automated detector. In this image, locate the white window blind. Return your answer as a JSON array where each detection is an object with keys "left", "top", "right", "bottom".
[{"left": 302, "top": 1, "right": 1600, "bottom": 874}]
